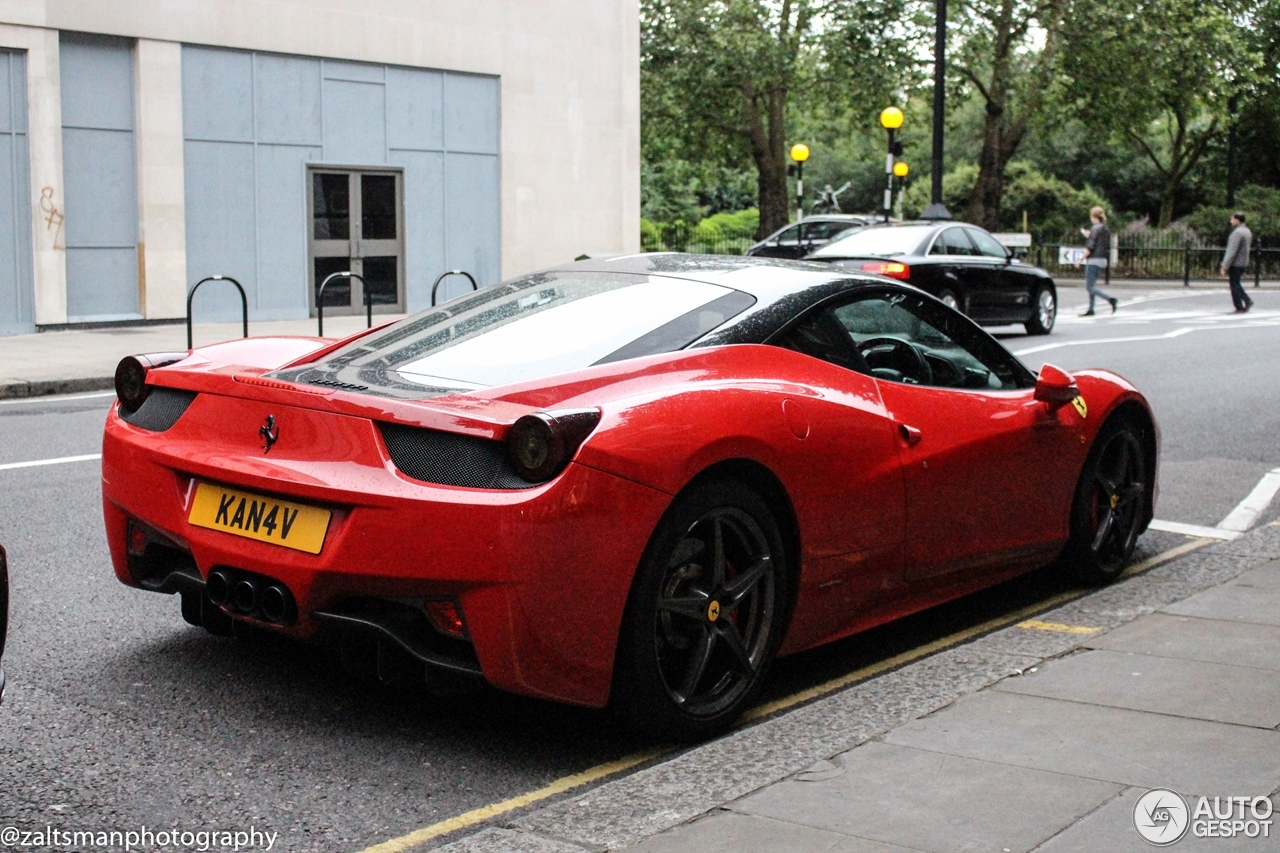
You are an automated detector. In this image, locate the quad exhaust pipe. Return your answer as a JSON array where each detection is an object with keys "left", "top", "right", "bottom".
[{"left": 203, "top": 568, "right": 294, "bottom": 624}]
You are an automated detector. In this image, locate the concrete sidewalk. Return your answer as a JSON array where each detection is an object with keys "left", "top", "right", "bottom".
[{"left": 433, "top": 523, "right": 1280, "bottom": 853}]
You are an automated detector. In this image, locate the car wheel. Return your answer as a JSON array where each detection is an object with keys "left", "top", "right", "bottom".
[
  {"left": 937, "top": 288, "right": 962, "bottom": 313},
  {"left": 1025, "top": 286, "right": 1056, "bottom": 335},
  {"left": 614, "top": 478, "right": 788, "bottom": 741},
  {"left": 1064, "top": 418, "right": 1149, "bottom": 585}
]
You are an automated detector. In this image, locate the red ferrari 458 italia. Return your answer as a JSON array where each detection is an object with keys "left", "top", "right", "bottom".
[{"left": 103, "top": 255, "right": 1157, "bottom": 739}]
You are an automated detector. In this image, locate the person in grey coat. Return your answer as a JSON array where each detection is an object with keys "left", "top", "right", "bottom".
[
  {"left": 1077, "top": 206, "right": 1118, "bottom": 316},
  {"left": 1220, "top": 213, "right": 1253, "bottom": 312}
]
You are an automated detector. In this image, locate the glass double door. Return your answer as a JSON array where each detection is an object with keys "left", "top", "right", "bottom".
[{"left": 309, "top": 169, "right": 404, "bottom": 316}]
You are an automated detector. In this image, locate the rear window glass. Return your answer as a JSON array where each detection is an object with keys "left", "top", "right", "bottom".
[
  {"left": 303, "top": 272, "right": 755, "bottom": 392},
  {"left": 809, "top": 226, "right": 934, "bottom": 258}
]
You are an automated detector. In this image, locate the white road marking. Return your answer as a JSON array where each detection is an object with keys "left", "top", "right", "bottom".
[
  {"left": 0, "top": 390, "right": 115, "bottom": 405},
  {"left": 1147, "top": 519, "right": 1241, "bottom": 541},
  {"left": 1014, "top": 318, "right": 1280, "bottom": 356},
  {"left": 1218, "top": 468, "right": 1280, "bottom": 532},
  {"left": 1014, "top": 327, "right": 1196, "bottom": 355},
  {"left": 0, "top": 453, "right": 102, "bottom": 471}
]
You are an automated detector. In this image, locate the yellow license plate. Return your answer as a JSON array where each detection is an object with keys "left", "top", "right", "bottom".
[{"left": 188, "top": 483, "right": 331, "bottom": 554}]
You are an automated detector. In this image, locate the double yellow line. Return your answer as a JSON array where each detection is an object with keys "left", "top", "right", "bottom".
[{"left": 359, "top": 537, "right": 1213, "bottom": 853}]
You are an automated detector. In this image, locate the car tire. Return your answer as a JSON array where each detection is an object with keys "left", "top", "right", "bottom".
[
  {"left": 1025, "top": 285, "right": 1057, "bottom": 335},
  {"left": 613, "top": 477, "right": 789, "bottom": 741},
  {"left": 937, "top": 288, "right": 963, "bottom": 313},
  {"left": 1063, "top": 416, "right": 1150, "bottom": 585}
]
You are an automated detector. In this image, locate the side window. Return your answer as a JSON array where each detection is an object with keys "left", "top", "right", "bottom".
[
  {"left": 774, "top": 309, "right": 868, "bottom": 373},
  {"left": 776, "top": 225, "right": 802, "bottom": 247},
  {"left": 967, "top": 228, "right": 1009, "bottom": 259},
  {"left": 828, "top": 292, "right": 1024, "bottom": 390},
  {"left": 935, "top": 227, "right": 976, "bottom": 256},
  {"left": 803, "top": 221, "right": 852, "bottom": 242}
]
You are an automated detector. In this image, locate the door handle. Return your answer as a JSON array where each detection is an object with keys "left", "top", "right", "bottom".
[{"left": 897, "top": 423, "right": 922, "bottom": 446}]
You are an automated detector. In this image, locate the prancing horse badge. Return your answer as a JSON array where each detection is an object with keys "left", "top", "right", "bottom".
[{"left": 259, "top": 414, "right": 279, "bottom": 453}]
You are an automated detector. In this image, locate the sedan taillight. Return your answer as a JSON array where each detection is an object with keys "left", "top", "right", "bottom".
[{"left": 860, "top": 262, "right": 911, "bottom": 280}]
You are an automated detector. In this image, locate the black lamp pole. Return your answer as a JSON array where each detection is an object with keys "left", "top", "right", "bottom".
[
  {"left": 922, "top": 0, "right": 951, "bottom": 220},
  {"left": 1227, "top": 94, "right": 1238, "bottom": 207}
]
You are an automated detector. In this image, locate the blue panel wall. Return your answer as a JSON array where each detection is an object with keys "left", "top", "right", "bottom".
[
  {"left": 183, "top": 44, "right": 499, "bottom": 320},
  {"left": 0, "top": 50, "right": 32, "bottom": 336},
  {"left": 61, "top": 33, "right": 138, "bottom": 321}
]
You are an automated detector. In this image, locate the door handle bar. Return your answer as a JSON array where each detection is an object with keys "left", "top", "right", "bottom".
[{"left": 898, "top": 423, "right": 922, "bottom": 446}]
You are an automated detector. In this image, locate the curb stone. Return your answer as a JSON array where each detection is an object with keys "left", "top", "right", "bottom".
[
  {"left": 419, "top": 523, "right": 1280, "bottom": 852},
  {"left": 0, "top": 377, "right": 114, "bottom": 400}
]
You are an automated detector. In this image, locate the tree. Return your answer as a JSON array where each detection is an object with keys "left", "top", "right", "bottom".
[
  {"left": 641, "top": 0, "right": 914, "bottom": 238},
  {"left": 1060, "top": 0, "right": 1262, "bottom": 226},
  {"left": 951, "top": 0, "right": 1072, "bottom": 230}
]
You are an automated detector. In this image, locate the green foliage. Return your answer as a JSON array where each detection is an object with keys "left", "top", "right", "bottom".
[
  {"left": 1183, "top": 185, "right": 1280, "bottom": 243},
  {"left": 1058, "top": 0, "right": 1263, "bottom": 225},
  {"left": 902, "top": 163, "right": 979, "bottom": 220},
  {"left": 640, "top": 209, "right": 760, "bottom": 254},
  {"left": 902, "top": 161, "right": 1108, "bottom": 241},
  {"left": 641, "top": 160, "right": 756, "bottom": 223},
  {"left": 998, "top": 163, "right": 1110, "bottom": 241},
  {"left": 641, "top": 0, "right": 919, "bottom": 237}
]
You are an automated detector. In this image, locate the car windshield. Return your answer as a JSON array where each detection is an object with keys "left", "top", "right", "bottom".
[
  {"left": 276, "top": 271, "right": 756, "bottom": 395},
  {"left": 809, "top": 225, "right": 934, "bottom": 258}
]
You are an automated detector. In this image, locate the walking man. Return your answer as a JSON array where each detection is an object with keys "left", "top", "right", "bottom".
[
  {"left": 1078, "top": 206, "right": 1118, "bottom": 316},
  {"left": 1220, "top": 212, "right": 1254, "bottom": 313}
]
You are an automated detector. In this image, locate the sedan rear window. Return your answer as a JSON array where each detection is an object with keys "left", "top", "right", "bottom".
[
  {"left": 809, "top": 225, "right": 934, "bottom": 258},
  {"left": 290, "top": 272, "right": 756, "bottom": 394}
]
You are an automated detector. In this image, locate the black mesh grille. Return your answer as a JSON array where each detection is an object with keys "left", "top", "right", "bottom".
[
  {"left": 119, "top": 388, "right": 198, "bottom": 432},
  {"left": 380, "top": 423, "right": 536, "bottom": 489}
]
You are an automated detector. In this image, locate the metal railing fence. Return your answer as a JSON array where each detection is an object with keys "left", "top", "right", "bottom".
[{"left": 1030, "top": 239, "right": 1277, "bottom": 285}]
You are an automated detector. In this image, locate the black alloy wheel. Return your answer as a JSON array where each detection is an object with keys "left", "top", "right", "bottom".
[
  {"left": 615, "top": 478, "right": 787, "bottom": 740},
  {"left": 1025, "top": 285, "right": 1057, "bottom": 335},
  {"left": 1066, "top": 419, "right": 1148, "bottom": 584}
]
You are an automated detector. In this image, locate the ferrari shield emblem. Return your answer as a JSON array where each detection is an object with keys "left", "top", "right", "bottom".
[
  {"left": 707, "top": 601, "right": 721, "bottom": 622},
  {"left": 1072, "top": 396, "right": 1088, "bottom": 419}
]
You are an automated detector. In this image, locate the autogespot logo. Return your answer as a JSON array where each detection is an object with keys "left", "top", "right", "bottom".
[{"left": 1134, "top": 789, "right": 1190, "bottom": 846}]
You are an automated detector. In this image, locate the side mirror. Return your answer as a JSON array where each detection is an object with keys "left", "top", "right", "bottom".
[{"left": 1034, "top": 363, "right": 1079, "bottom": 408}]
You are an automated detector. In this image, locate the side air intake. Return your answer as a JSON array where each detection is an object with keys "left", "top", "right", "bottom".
[
  {"left": 119, "top": 388, "right": 198, "bottom": 432},
  {"left": 379, "top": 423, "right": 537, "bottom": 490}
]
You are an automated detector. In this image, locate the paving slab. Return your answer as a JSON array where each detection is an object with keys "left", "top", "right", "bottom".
[
  {"left": 1234, "top": 561, "right": 1280, "bottom": 588},
  {"left": 883, "top": 690, "right": 1280, "bottom": 794},
  {"left": 994, "top": 648, "right": 1280, "bottom": 728},
  {"left": 1164, "top": 578, "right": 1280, "bottom": 627},
  {"left": 1035, "top": 788, "right": 1280, "bottom": 853},
  {"left": 1088, "top": 613, "right": 1280, "bottom": 672},
  {"left": 624, "top": 810, "right": 909, "bottom": 853},
  {"left": 511, "top": 647, "right": 1033, "bottom": 850},
  {"left": 731, "top": 741, "right": 1120, "bottom": 853}
]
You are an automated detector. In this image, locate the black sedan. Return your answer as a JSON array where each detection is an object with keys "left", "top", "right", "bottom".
[
  {"left": 0, "top": 544, "right": 7, "bottom": 703},
  {"left": 806, "top": 221, "right": 1058, "bottom": 334},
  {"left": 746, "top": 215, "right": 871, "bottom": 259}
]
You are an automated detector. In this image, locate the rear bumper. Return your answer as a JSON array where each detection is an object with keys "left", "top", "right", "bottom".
[{"left": 102, "top": 396, "right": 671, "bottom": 707}]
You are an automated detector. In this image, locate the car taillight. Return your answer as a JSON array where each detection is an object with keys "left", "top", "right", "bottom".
[
  {"left": 860, "top": 262, "right": 911, "bottom": 280},
  {"left": 114, "top": 352, "right": 188, "bottom": 412},
  {"left": 506, "top": 408, "right": 601, "bottom": 483}
]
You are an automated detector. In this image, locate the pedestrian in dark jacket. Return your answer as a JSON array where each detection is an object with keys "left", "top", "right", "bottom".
[
  {"left": 1077, "top": 206, "right": 1117, "bottom": 316},
  {"left": 1220, "top": 213, "right": 1254, "bottom": 313}
]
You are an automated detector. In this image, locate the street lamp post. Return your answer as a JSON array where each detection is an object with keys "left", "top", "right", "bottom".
[
  {"left": 893, "top": 161, "right": 909, "bottom": 219},
  {"left": 922, "top": 0, "right": 951, "bottom": 221},
  {"left": 879, "top": 107, "right": 904, "bottom": 224},
  {"left": 790, "top": 143, "right": 810, "bottom": 221}
]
